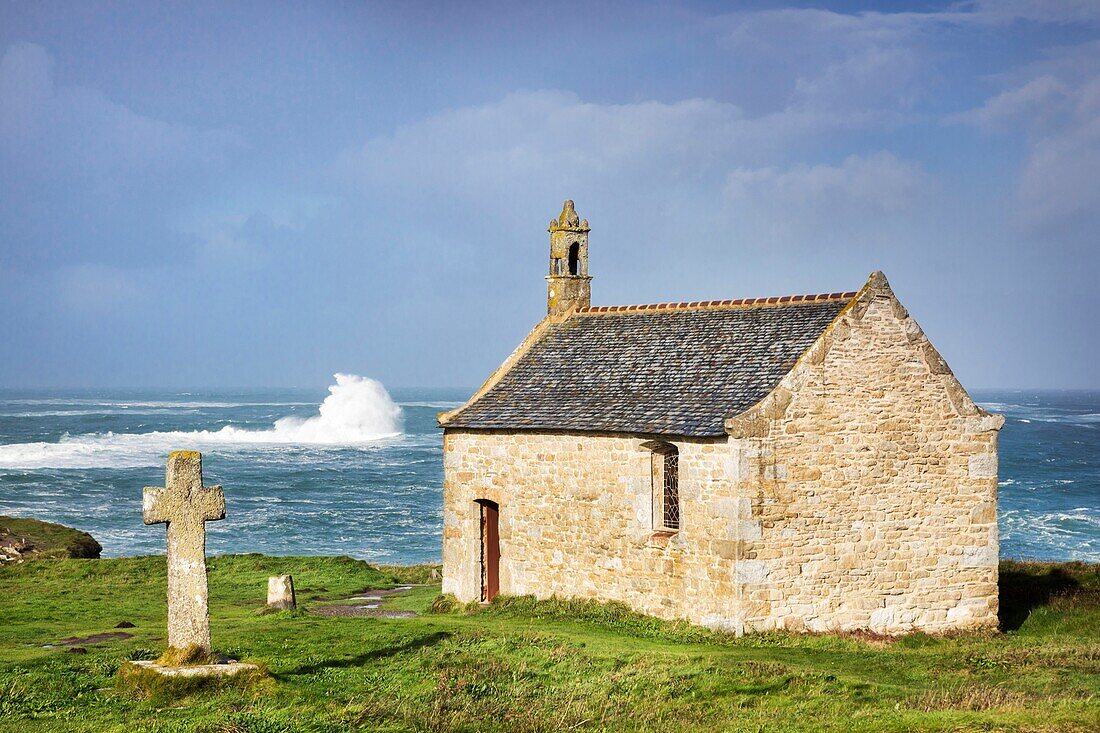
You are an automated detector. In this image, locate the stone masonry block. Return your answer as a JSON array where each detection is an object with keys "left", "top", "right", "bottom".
[{"left": 969, "top": 453, "right": 997, "bottom": 479}]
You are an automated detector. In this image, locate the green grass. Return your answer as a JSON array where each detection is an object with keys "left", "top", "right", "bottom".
[
  {"left": 1, "top": 556, "right": 1097, "bottom": 732},
  {"left": 0, "top": 515, "right": 102, "bottom": 559}
]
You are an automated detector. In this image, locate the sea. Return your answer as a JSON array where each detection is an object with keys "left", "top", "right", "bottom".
[{"left": 0, "top": 376, "right": 1096, "bottom": 563}]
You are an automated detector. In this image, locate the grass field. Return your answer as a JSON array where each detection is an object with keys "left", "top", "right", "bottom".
[{"left": 1, "top": 555, "right": 1097, "bottom": 732}]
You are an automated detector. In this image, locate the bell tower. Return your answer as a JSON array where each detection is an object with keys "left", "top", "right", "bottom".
[{"left": 546, "top": 200, "right": 591, "bottom": 315}]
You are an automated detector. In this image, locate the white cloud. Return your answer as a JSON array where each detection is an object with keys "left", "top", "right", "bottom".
[
  {"left": 1017, "top": 113, "right": 1100, "bottom": 229},
  {"left": 329, "top": 87, "right": 946, "bottom": 308},
  {"left": 713, "top": 3, "right": 1100, "bottom": 117},
  {"left": 0, "top": 42, "right": 239, "bottom": 180},
  {"left": 719, "top": 8, "right": 957, "bottom": 50},
  {"left": 189, "top": 211, "right": 304, "bottom": 269},
  {"left": 725, "top": 152, "right": 929, "bottom": 213},
  {"left": 949, "top": 75, "right": 1072, "bottom": 130},
  {"left": 952, "top": 39, "right": 1100, "bottom": 235},
  {"left": 969, "top": 0, "right": 1100, "bottom": 25},
  {"left": 713, "top": 8, "right": 967, "bottom": 115},
  {"left": 793, "top": 43, "right": 924, "bottom": 112},
  {"left": 341, "top": 90, "right": 751, "bottom": 200},
  {"left": 0, "top": 42, "right": 246, "bottom": 279},
  {"left": 339, "top": 88, "right": 900, "bottom": 212},
  {"left": 720, "top": 152, "right": 931, "bottom": 251}
]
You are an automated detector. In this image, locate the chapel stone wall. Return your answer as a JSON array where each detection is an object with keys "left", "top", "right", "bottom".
[
  {"left": 441, "top": 431, "right": 744, "bottom": 626},
  {"left": 725, "top": 285, "right": 1002, "bottom": 633}
]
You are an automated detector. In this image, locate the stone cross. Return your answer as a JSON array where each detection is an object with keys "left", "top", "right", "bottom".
[{"left": 143, "top": 450, "right": 225, "bottom": 654}]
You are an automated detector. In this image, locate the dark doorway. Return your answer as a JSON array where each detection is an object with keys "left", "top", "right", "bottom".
[
  {"left": 476, "top": 499, "right": 500, "bottom": 602},
  {"left": 568, "top": 242, "right": 580, "bottom": 275}
]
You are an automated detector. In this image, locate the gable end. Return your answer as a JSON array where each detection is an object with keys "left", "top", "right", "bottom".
[{"left": 725, "top": 271, "right": 1004, "bottom": 439}]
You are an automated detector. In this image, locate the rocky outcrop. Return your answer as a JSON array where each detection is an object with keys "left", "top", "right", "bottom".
[{"left": 0, "top": 515, "right": 102, "bottom": 563}]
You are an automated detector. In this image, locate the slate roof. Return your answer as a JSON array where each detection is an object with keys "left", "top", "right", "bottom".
[{"left": 441, "top": 292, "right": 858, "bottom": 437}]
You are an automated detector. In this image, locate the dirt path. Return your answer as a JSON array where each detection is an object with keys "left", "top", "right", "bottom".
[{"left": 310, "top": 585, "right": 419, "bottom": 618}]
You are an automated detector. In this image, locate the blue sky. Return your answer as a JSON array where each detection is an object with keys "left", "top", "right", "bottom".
[{"left": 1, "top": 1, "right": 1098, "bottom": 390}]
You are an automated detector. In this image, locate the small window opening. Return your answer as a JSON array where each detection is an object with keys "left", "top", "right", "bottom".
[
  {"left": 650, "top": 443, "right": 680, "bottom": 532},
  {"left": 552, "top": 257, "right": 564, "bottom": 276},
  {"left": 568, "top": 242, "right": 580, "bottom": 276},
  {"left": 662, "top": 450, "right": 680, "bottom": 530}
]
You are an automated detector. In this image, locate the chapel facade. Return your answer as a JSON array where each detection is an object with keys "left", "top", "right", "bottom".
[{"left": 438, "top": 201, "right": 1003, "bottom": 635}]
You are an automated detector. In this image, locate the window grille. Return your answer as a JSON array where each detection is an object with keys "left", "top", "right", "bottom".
[
  {"left": 662, "top": 450, "right": 680, "bottom": 531},
  {"left": 649, "top": 443, "right": 680, "bottom": 532}
]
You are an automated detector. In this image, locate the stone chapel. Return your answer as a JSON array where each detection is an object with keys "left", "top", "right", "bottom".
[{"left": 438, "top": 200, "right": 1003, "bottom": 635}]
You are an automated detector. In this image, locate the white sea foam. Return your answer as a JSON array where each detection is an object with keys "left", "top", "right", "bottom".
[
  {"left": 1, "top": 409, "right": 202, "bottom": 418},
  {"left": 0, "top": 374, "right": 402, "bottom": 470},
  {"left": 0, "top": 399, "right": 313, "bottom": 408},
  {"left": 1001, "top": 507, "right": 1100, "bottom": 560},
  {"left": 978, "top": 401, "right": 1100, "bottom": 426}
]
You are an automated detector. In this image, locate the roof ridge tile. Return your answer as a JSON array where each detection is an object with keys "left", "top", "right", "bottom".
[{"left": 576, "top": 291, "right": 858, "bottom": 315}]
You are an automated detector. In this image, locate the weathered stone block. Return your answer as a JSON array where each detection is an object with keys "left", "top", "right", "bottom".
[
  {"left": 735, "top": 560, "right": 769, "bottom": 584},
  {"left": 969, "top": 453, "right": 998, "bottom": 479},
  {"left": 961, "top": 543, "right": 998, "bottom": 568},
  {"left": 970, "top": 503, "right": 997, "bottom": 524},
  {"left": 267, "top": 575, "right": 296, "bottom": 610}
]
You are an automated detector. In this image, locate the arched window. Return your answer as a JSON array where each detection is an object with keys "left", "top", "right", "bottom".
[
  {"left": 649, "top": 443, "right": 680, "bottom": 531},
  {"left": 568, "top": 242, "right": 580, "bottom": 276}
]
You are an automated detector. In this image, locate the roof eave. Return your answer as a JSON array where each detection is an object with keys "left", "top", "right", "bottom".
[{"left": 437, "top": 307, "right": 580, "bottom": 429}]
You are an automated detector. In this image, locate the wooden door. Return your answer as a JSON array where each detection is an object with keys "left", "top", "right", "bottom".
[{"left": 479, "top": 500, "right": 500, "bottom": 602}]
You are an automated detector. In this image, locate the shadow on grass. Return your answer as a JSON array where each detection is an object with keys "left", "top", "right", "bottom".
[
  {"left": 279, "top": 631, "right": 452, "bottom": 677},
  {"left": 998, "top": 563, "right": 1080, "bottom": 631}
]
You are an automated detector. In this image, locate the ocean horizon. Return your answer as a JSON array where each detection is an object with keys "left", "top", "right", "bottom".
[{"left": 0, "top": 378, "right": 1096, "bottom": 564}]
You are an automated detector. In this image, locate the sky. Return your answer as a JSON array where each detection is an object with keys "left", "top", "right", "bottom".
[{"left": 1, "top": 1, "right": 1098, "bottom": 391}]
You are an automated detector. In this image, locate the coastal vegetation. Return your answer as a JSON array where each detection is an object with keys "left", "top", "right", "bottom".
[
  {"left": 0, "top": 554, "right": 1096, "bottom": 732},
  {"left": 0, "top": 515, "right": 101, "bottom": 562}
]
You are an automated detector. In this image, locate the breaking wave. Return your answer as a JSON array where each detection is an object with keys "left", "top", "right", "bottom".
[
  {"left": 0, "top": 374, "right": 402, "bottom": 470},
  {"left": 1000, "top": 508, "right": 1100, "bottom": 561},
  {"left": 979, "top": 401, "right": 1100, "bottom": 426}
]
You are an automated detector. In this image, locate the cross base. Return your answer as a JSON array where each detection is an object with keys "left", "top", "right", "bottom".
[{"left": 125, "top": 660, "right": 259, "bottom": 678}]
